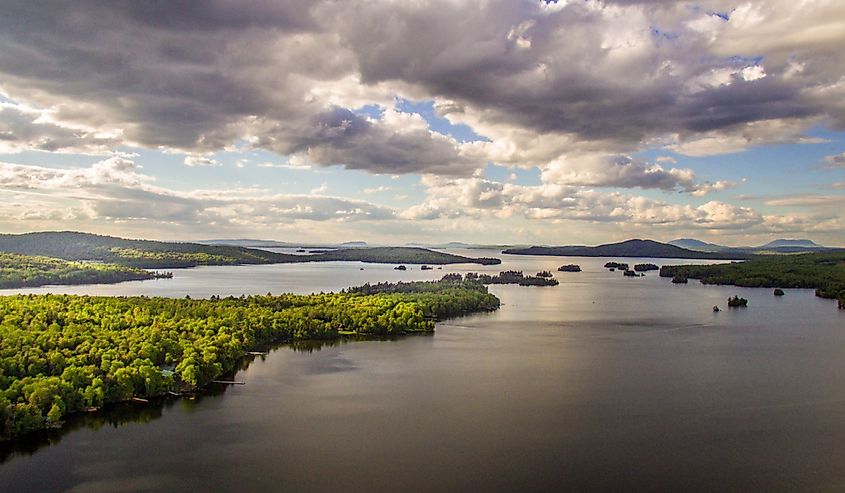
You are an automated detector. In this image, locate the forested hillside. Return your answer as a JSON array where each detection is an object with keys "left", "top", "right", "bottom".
[{"left": 0, "top": 231, "right": 299, "bottom": 268}]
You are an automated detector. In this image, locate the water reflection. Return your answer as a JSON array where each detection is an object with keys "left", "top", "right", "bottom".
[{"left": 0, "top": 334, "right": 428, "bottom": 462}]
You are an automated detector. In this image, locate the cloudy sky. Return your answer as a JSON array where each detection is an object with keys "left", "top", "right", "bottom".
[{"left": 1, "top": 0, "right": 844, "bottom": 246}]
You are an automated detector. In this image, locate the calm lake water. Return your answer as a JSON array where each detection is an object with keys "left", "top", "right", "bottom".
[{"left": 1, "top": 251, "right": 844, "bottom": 492}]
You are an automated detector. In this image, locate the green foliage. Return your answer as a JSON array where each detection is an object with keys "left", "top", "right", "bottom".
[
  {"left": 0, "top": 252, "right": 163, "bottom": 289},
  {"left": 660, "top": 252, "right": 845, "bottom": 308},
  {"left": 727, "top": 296, "right": 748, "bottom": 307},
  {"left": 0, "top": 231, "right": 299, "bottom": 269},
  {"left": 463, "top": 271, "right": 559, "bottom": 286},
  {"left": 0, "top": 280, "right": 499, "bottom": 439}
]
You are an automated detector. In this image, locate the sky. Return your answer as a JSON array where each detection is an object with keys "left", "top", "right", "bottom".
[{"left": 0, "top": 0, "right": 843, "bottom": 246}]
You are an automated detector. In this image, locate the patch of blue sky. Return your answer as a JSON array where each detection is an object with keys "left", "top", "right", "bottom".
[
  {"left": 0, "top": 150, "right": 102, "bottom": 168},
  {"left": 634, "top": 130, "right": 845, "bottom": 199},
  {"left": 353, "top": 104, "right": 384, "bottom": 120},
  {"left": 727, "top": 54, "right": 763, "bottom": 66},
  {"left": 483, "top": 163, "right": 542, "bottom": 186},
  {"left": 395, "top": 98, "right": 489, "bottom": 143},
  {"left": 650, "top": 27, "right": 680, "bottom": 41}
]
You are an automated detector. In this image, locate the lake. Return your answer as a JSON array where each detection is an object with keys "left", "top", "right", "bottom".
[{"left": 1, "top": 251, "right": 844, "bottom": 492}]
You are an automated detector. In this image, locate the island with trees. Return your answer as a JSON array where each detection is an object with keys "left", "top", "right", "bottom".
[
  {"left": 464, "top": 271, "right": 559, "bottom": 286},
  {"left": 660, "top": 252, "right": 845, "bottom": 308},
  {"left": 634, "top": 263, "right": 659, "bottom": 272},
  {"left": 0, "top": 278, "right": 500, "bottom": 439},
  {"left": 604, "top": 262, "right": 629, "bottom": 271},
  {"left": 558, "top": 264, "right": 581, "bottom": 272},
  {"left": 727, "top": 296, "right": 748, "bottom": 307}
]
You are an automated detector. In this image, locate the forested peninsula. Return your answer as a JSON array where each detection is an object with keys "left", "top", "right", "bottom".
[
  {"left": 0, "top": 278, "right": 500, "bottom": 439},
  {"left": 660, "top": 252, "right": 845, "bottom": 308},
  {"left": 0, "top": 253, "right": 168, "bottom": 289}
]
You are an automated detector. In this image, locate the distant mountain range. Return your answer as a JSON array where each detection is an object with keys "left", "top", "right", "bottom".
[
  {"left": 505, "top": 238, "right": 841, "bottom": 260},
  {"left": 404, "top": 241, "right": 524, "bottom": 250},
  {"left": 200, "top": 239, "right": 368, "bottom": 249},
  {"left": 503, "top": 239, "right": 749, "bottom": 260},
  {"left": 668, "top": 238, "right": 831, "bottom": 254}
]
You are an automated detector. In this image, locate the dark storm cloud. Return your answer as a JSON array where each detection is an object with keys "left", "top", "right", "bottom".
[
  {"left": 0, "top": 0, "right": 842, "bottom": 174},
  {"left": 338, "top": 0, "right": 828, "bottom": 145}
]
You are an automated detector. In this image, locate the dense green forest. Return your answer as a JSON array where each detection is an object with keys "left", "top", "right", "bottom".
[
  {"left": 0, "top": 253, "right": 167, "bottom": 289},
  {"left": 0, "top": 231, "right": 298, "bottom": 268},
  {"left": 0, "top": 279, "right": 499, "bottom": 439},
  {"left": 308, "top": 246, "right": 501, "bottom": 265},
  {"left": 660, "top": 252, "right": 845, "bottom": 308}
]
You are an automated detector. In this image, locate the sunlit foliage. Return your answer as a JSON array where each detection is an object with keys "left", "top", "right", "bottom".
[{"left": 0, "top": 280, "right": 499, "bottom": 438}]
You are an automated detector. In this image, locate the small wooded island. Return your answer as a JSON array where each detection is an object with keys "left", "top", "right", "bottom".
[
  {"left": 558, "top": 264, "right": 581, "bottom": 272},
  {"left": 660, "top": 251, "right": 845, "bottom": 309},
  {"left": 727, "top": 296, "right": 748, "bottom": 307},
  {"left": 0, "top": 277, "right": 500, "bottom": 439},
  {"left": 604, "top": 262, "right": 629, "bottom": 271},
  {"left": 463, "top": 271, "right": 559, "bottom": 286}
]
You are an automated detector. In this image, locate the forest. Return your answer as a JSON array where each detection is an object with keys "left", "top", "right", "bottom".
[
  {"left": 0, "top": 279, "right": 499, "bottom": 439},
  {"left": 0, "top": 231, "right": 298, "bottom": 268},
  {"left": 660, "top": 252, "right": 845, "bottom": 308},
  {"left": 0, "top": 253, "right": 167, "bottom": 289}
]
